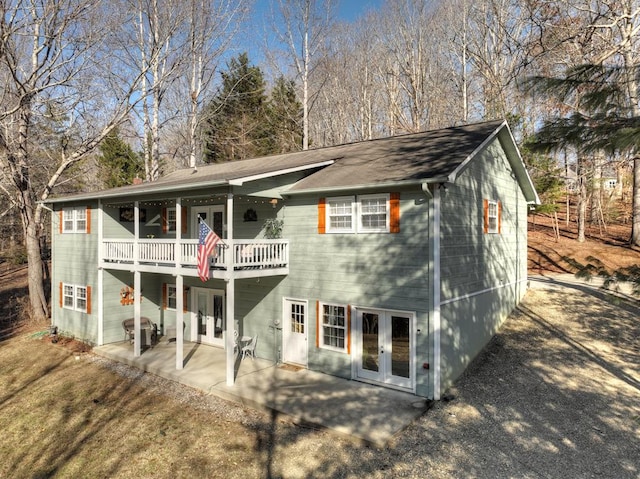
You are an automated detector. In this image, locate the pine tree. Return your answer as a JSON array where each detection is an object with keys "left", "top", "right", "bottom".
[
  {"left": 96, "top": 129, "right": 143, "bottom": 188},
  {"left": 202, "top": 53, "right": 272, "bottom": 163},
  {"left": 268, "top": 76, "right": 303, "bottom": 153}
]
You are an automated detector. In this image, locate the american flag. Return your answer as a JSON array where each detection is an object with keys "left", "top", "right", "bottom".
[{"left": 197, "top": 219, "right": 221, "bottom": 282}]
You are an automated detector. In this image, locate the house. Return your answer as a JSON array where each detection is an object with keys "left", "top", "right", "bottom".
[{"left": 46, "top": 120, "right": 539, "bottom": 400}]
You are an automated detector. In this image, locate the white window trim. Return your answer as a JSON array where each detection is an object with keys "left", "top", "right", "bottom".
[
  {"left": 358, "top": 193, "right": 390, "bottom": 233},
  {"left": 62, "top": 283, "right": 88, "bottom": 313},
  {"left": 487, "top": 200, "right": 499, "bottom": 234},
  {"left": 326, "top": 196, "right": 355, "bottom": 233},
  {"left": 326, "top": 194, "right": 391, "bottom": 234},
  {"left": 166, "top": 207, "right": 177, "bottom": 233},
  {"left": 62, "top": 206, "right": 87, "bottom": 233},
  {"left": 318, "top": 302, "right": 348, "bottom": 353},
  {"left": 166, "top": 284, "right": 177, "bottom": 311}
]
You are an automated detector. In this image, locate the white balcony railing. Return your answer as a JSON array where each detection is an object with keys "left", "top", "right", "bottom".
[{"left": 101, "top": 238, "right": 287, "bottom": 273}]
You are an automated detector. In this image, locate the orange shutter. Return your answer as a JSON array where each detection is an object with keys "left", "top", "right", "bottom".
[
  {"left": 498, "top": 201, "right": 502, "bottom": 234},
  {"left": 161, "top": 208, "right": 168, "bottom": 233},
  {"left": 86, "top": 286, "right": 92, "bottom": 314},
  {"left": 346, "top": 305, "right": 351, "bottom": 354},
  {"left": 390, "top": 193, "right": 400, "bottom": 233},
  {"left": 59, "top": 211, "right": 63, "bottom": 234},
  {"left": 316, "top": 300, "right": 320, "bottom": 348},
  {"left": 318, "top": 198, "right": 326, "bottom": 234},
  {"left": 59, "top": 282, "right": 63, "bottom": 308},
  {"left": 181, "top": 207, "right": 188, "bottom": 234},
  {"left": 183, "top": 288, "right": 188, "bottom": 313},
  {"left": 483, "top": 199, "right": 489, "bottom": 234},
  {"left": 162, "top": 283, "right": 167, "bottom": 310},
  {"left": 86, "top": 207, "right": 91, "bottom": 234}
]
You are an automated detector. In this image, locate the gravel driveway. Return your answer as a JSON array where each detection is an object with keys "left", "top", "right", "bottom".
[
  {"left": 86, "top": 274, "right": 639, "bottom": 478},
  {"left": 367, "top": 274, "right": 640, "bottom": 479}
]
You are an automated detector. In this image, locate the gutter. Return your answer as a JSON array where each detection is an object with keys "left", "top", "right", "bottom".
[{"left": 284, "top": 177, "right": 450, "bottom": 196}]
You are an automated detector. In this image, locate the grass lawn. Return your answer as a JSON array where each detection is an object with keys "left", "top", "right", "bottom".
[{"left": 0, "top": 333, "right": 351, "bottom": 479}]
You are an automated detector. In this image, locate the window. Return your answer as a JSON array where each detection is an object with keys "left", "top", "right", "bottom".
[
  {"left": 322, "top": 193, "right": 398, "bottom": 234},
  {"left": 484, "top": 199, "right": 501, "bottom": 234},
  {"left": 61, "top": 283, "right": 90, "bottom": 313},
  {"left": 166, "top": 284, "right": 177, "bottom": 310},
  {"left": 359, "top": 194, "right": 390, "bottom": 232},
  {"left": 327, "top": 196, "right": 355, "bottom": 233},
  {"left": 162, "top": 207, "right": 177, "bottom": 233},
  {"left": 319, "top": 303, "right": 348, "bottom": 352},
  {"left": 61, "top": 206, "right": 89, "bottom": 233}
]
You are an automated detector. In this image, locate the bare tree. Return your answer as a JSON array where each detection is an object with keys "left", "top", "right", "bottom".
[
  {"left": 269, "top": 0, "right": 336, "bottom": 150},
  {"left": 0, "top": 0, "right": 149, "bottom": 320}
]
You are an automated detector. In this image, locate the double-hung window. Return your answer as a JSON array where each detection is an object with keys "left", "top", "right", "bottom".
[
  {"left": 327, "top": 197, "right": 355, "bottom": 233},
  {"left": 319, "top": 303, "right": 348, "bottom": 352},
  {"left": 359, "top": 194, "right": 390, "bottom": 232},
  {"left": 324, "top": 193, "right": 394, "bottom": 234},
  {"left": 62, "top": 283, "right": 89, "bottom": 312},
  {"left": 62, "top": 207, "right": 88, "bottom": 233},
  {"left": 484, "top": 199, "right": 501, "bottom": 234}
]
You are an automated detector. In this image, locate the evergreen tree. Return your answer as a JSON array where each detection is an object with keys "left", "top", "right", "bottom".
[
  {"left": 203, "top": 53, "right": 272, "bottom": 163},
  {"left": 268, "top": 76, "right": 303, "bottom": 153},
  {"left": 96, "top": 129, "right": 143, "bottom": 188}
]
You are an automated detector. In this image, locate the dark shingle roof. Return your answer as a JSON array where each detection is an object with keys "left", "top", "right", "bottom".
[
  {"left": 287, "top": 120, "right": 505, "bottom": 192},
  {"left": 47, "top": 120, "right": 540, "bottom": 203}
]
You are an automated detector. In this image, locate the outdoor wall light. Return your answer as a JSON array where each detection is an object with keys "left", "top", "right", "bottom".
[{"left": 269, "top": 198, "right": 278, "bottom": 208}]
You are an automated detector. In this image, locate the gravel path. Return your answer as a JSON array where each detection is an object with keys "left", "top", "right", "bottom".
[{"left": 87, "top": 275, "right": 640, "bottom": 478}]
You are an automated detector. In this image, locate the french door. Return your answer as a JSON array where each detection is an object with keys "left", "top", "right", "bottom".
[
  {"left": 192, "top": 288, "right": 225, "bottom": 347},
  {"left": 355, "top": 308, "right": 414, "bottom": 390},
  {"left": 192, "top": 205, "right": 224, "bottom": 238},
  {"left": 283, "top": 299, "right": 308, "bottom": 366}
]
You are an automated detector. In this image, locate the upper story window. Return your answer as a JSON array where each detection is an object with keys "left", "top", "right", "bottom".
[
  {"left": 483, "top": 199, "right": 501, "bottom": 234},
  {"left": 327, "top": 196, "right": 355, "bottom": 233},
  {"left": 320, "top": 193, "right": 399, "bottom": 234},
  {"left": 62, "top": 206, "right": 89, "bottom": 233},
  {"left": 359, "top": 194, "right": 390, "bottom": 232}
]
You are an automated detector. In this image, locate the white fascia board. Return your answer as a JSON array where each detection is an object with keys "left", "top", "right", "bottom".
[
  {"left": 228, "top": 160, "right": 336, "bottom": 186},
  {"left": 285, "top": 177, "right": 450, "bottom": 196},
  {"left": 447, "top": 120, "right": 507, "bottom": 183},
  {"left": 43, "top": 179, "right": 229, "bottom": 204}
]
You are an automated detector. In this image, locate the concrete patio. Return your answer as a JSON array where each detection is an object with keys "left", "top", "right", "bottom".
[{"left": 94, "top": 340, "right": 428, "bottom": 446}]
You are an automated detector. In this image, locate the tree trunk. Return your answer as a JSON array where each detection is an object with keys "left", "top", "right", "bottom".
[{"left": 632, "top": 157, "right": 640, "bottom": 245}]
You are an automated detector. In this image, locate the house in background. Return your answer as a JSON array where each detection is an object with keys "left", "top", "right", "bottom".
[{"left": 46, "top": 120, "right": 539, "bottom": 400}]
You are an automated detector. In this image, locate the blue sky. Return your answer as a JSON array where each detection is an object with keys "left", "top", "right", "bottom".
[
  {"left": 335, "top": 0, "right": 384, "bottom": 22},
  {"left": 241, "top": 0, "right": 385, "bottom": 73}
]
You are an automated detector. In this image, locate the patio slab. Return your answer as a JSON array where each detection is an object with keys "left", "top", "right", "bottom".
[{"left": 94, "top": 341, "right": 427, "bottom": 446}]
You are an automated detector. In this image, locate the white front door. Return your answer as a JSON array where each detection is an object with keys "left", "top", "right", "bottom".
[
  {"left": 283, "top": 299, "right": 308, "bottom": 366},
  {"left": 355, "top": 308, "right": 414, "bottom": 390},
  {"left": 193, "top": 288, "right": 225, "bottom": 347}
]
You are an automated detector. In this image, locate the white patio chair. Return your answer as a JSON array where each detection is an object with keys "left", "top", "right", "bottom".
[{"left": 241, "top": 335, "right": 257, "bottom": 360}]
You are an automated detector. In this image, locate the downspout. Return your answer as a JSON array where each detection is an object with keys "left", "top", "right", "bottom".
[
  {"left": 423, "top": 182, "right": 441, "bottom": 400},
  {"left": 176, "top": 199, "right": 184, "bottom": 370},
  {"left": 133, "top": 201, "right": 141, "bottom": 357},
  {"left": 225, "top": 191, "right": 235, "bottom": 386},
  {"left": 97, "top": 200, "right": 104, "bottom": 346}
]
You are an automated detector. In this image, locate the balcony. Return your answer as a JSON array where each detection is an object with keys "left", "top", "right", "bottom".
[{"left": 100, "top": 238, "right": 289, "bottom": 279}]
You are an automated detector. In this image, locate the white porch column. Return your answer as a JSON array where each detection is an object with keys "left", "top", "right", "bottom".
[
  {"left": 133, "top": 202, "right": 141, "bottom": 357},
  {"left": 176, "top": 273, "right": 184, "bottom": 370},
  {"left": 97, "top": 200, "right": 104, "bottom": 346},
  {"left": 433, "top": 186, "right": 442, "bottom": 400},
  {"left": 225, "top": 191, "right": 235, "bottom": 386},
  {"left": 133, "top": 270, "right": 141, "bottom": 357},
  {"left": 226, "top": 277, "right": 235, "bottom": 386},
  {"left": 175, "top": 197, "right": 182, "bottom": 271}
]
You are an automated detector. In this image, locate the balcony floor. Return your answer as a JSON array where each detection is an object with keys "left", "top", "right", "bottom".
[{"left": 94, "top": 340, "right": 426, "bottom": 446}]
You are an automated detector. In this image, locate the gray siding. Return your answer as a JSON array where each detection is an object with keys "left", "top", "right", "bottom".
[
  {"left": 51, "top": 201, "right": 100, "bottom": 343},
  {"left": 438, "top": 139, "right": 529, "bottom": 390}
]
